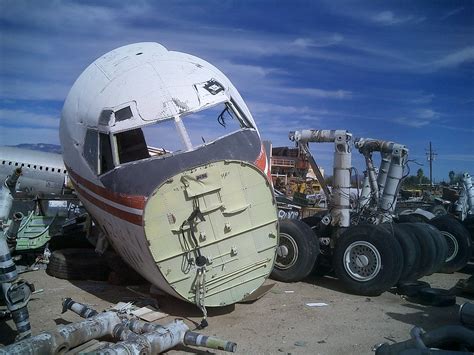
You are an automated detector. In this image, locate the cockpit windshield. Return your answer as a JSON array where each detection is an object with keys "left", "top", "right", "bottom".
[{"left": 113, "top": 101, "right": 254, "bottom": 168}]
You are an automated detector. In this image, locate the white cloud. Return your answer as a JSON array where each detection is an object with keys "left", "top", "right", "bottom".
[
  {"left": 393, "top": 108, "right": 440, "bottom": 127},
  {"left": 278, "top": 87, "right": 352, "bottom": 99},
  {"left": 0, "top": 109, "right": 60, "bottom": 128},
  {"left": 371, "top": 11, "right": 423, "bottom": 26},
  {"left": 441, "top": 7, "right": 464, "bottom": 20},
  {"left": 431, "top": 46, "right": 474, "bottom": 69},
  {"left": 292, "top": 34, "right": 344, "bottom": 48}
]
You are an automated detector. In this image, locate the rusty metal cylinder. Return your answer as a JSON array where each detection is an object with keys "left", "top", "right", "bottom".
[
  {"left": 184, "top": 331, "right": 237, "bottom": 352},
  {"left": 0, "top": 311, "right": 122, "bottom": 354}
]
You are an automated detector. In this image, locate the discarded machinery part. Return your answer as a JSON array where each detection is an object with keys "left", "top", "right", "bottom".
[
  {"left": 60, "top": 42, "right": 277, "bottom": 308},
  {"left": 46, "top": 248, "right": 110, "bottom": 281},
  {"left": 1, "top": 219, "right": 33, "bottom": 340},
  {"left": 396, "top": 280, "right": 431, "bottom": 298},
  {"left": 184, "top": 330, "right": 237, "bottom": 352},
  {"left": 57, "top": 299, "right": 237, "bottom": 354},
  {"left": 429, "top": 204, "right": 448, "bottom": 217},
  {"left": 424, "top": 223, "right": 448, "bottom": 274},
  {"left": 291, "top": 129, "right": 352, "bottom": 227},
  {"left": 0, "top": 311, "right": 123, "bottom": 354},
  {"left": 377, "top": 152, "right": 392, "bottom": 196},
  {"left": 417, "top": 287, "right": 456, "bottom": 307},
  {"left": 374, "top": 325, "right": 474, "bottom": 354},
  {"left": 429, "top": 214, "right": 472, "bottom": 273},
  {"left": 4, "top": 167, "right": 22, "bottom": 191},
  {"left": 62, "top": 297, "right": 98, "bottom": 318},
  {"left": 142, "top": 160, "right": 277, "bottom": 307},
  {"left": 0, "top": 238, "right": 18, "bottom": 284},
  {"left": 106, "top": 320, "right": 189, "bottom": 354},
  {"left": 123, "top": 318, "right": 237, "bottom": 352},
  {"left": 378, "top": 143, "right": 408, "bottom": 222},
  {"left": 271, "top": 219, "right": 319, "bottom": 282},
  {"left": 5, "top": 212, "right": 24, "bottom": 252},
  {"left": 0, "top": 168, "right": 21, "bottom": 221},
  {"left": 403, "top": 223, "right": 437, "bottom": 278},
  {"left": 333, "top": 224, "right": 403, "bottom": 296},
  {"left": 392, "top": 223, "right": 423, "bottom": 281},
  {"left": 460, "top": 302, "right": 474, "bottom": 328}
]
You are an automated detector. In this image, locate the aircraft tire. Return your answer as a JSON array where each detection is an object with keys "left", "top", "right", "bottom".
[
  {"left": 424, "top": 224, "right": 449, "bottom": 273},
  {"left": 429, "top": 215, "right": 472, "bottom": 273},
  {"left": 271, "top": 219, "right": 319, "bottom": 282},
  {"left": 417, "top": 287, "right": 456, "bottom": 307},
  {"left": 379, "top": 223, "right": 419, "bottom": 283},
  {"left": 397, "top": 280, "right": 431, "bottom": 298},
  {"left": 405, "top": 223, "right": 437, "bottom": 277},
  {"left": 397, "top": 214, "right": 428, "bottom": 223},
  {"left": 46, "top": 248, "right": 109, "bottom": 281},
  {"left": 333, "top": 224, "right": 403, "bottom": 296},
  {"left": 394, "top": 223, "right": 423, "bottom": 281}
]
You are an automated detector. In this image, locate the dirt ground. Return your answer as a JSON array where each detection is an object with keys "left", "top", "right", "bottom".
[{"left": 1, "top": 265, "right": 472, "bottom": 354}]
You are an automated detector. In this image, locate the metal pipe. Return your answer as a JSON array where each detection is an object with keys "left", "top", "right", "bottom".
[
  {"left": 377, "top": 152, "right": 392, "bottom": 195},
  {"left": 332, "top": 131, "right": 352, "bottom": 227},
  {"left": 0, "top": 311, "right": 122, "bottom": 354},
  {"left": 5, "top": 168, "right": 22, "bottom": 191},
  {"left": 363, "top": 154, "right": 379, "bottom": 202},
  {"left": 379, "top": 144, "right": 408, "bottom": 221},
  {"left": 62, "top": 298, "right": 98, "bottom": 319},
  {"left": 101, "top": 320, "right": 189, "bottom": 354},
  {"left": 184, "top": 331, "right": 237, "bottom": 352},
  {"left": 5, "top": 212, "right": 24, "bottom": 252},
  {"left": 359, "top": 171, "right": 371, "bottom": 208}
]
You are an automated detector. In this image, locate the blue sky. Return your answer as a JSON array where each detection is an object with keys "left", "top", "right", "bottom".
[{"left": 0, "top": 0, "right": 473, "bottom": 181}]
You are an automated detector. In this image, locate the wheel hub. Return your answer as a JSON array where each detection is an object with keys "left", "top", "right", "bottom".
[
  {"left": 441, "top": 231, "right": 459, "bottom": 263},
  {"left": 343, "top": 241, "right": 381, "bottom": 282},
  {"left": 275, "top": 233, "right": 299, "bottom": 270},
  {"left": 355, "top": 255, "right": 369, "bottom": 268}
]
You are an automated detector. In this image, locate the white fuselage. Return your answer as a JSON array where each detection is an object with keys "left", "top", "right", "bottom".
[{"left": 0, "top": 147, "right": 67, "bottom": 195}]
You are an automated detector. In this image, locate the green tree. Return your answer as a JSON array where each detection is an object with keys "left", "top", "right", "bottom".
[
  {"left": 449, "top": 170, "right": 455, "bottom": 184},
  {"left": 416, "top": 168, "right": 424, "bottom": 185}
]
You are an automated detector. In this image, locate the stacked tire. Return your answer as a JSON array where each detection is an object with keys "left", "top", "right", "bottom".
[
  {"left": 332, "top": 222, "right": 449, "bottom": 296},
  {"left": 271, "top": 214, "right": 472, "bottom": 297},
  {"left": 428, "top": 214, "right": 472, "bottom": 273}
]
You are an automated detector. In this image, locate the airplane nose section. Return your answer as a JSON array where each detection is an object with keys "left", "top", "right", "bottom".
[{"left": 143, "top": 160, "right": 278, "bottom": 306}]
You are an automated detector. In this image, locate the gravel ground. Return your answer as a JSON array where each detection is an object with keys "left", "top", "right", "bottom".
[{"left": 1, "top": 265, "right": 472, "bottom": 354}]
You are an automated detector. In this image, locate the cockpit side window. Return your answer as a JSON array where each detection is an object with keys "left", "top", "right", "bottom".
[
  {"left": 115, "top": 128, "right": 150, "bottom": 164},
  {"left": 99, "top": 133, "right": 114, "bottom": 174},
  {"left": 83, "top": 129, "right": 99, "bottom": 174}
]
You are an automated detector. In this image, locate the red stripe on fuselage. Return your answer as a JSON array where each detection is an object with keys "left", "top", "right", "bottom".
[
  {"left": 71, "top": 180, "right": 143, "bottom": 226},
  {"left": 66, "top": 166, "right": 146, "bottom": 209}
]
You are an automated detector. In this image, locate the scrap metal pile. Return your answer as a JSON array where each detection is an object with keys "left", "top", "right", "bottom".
[
  {"left": 272, "top": 129, "right": 473, "bottom": 297},
  {"left": 1, "top": 299, "right": 236, "bottom": 354}
]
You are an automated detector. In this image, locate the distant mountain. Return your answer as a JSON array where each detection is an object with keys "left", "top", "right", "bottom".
[{"left": 9, "top": 143, "right": 62, "bottom": 154}]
